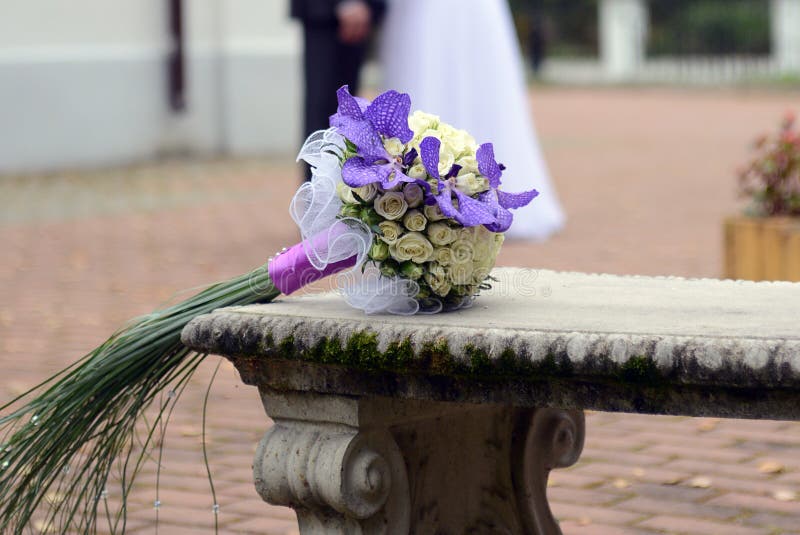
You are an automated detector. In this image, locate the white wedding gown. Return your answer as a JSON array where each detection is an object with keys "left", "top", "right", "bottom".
[{"left": 379, "top": 0, "right": 565, "bottom": 240}]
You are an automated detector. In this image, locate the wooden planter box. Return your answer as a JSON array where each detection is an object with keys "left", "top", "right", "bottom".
[{"left": 724, "top": 216, "right": 800, "bottom": 281}]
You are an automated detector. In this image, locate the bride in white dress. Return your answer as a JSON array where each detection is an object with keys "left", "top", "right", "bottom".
[{"left": 379, "top": 0, "right": 565, "bottom": 240}]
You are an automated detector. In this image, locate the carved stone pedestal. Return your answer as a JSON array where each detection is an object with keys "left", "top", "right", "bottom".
[{"left": 253, "top": 389, "right": 584, "bottom": 534}]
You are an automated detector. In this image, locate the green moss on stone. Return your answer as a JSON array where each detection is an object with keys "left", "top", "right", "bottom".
[
  {"left": 620, "top": 355, "right": 664, "bottom": 386},
  {"left": 270, "top": 331, "right": 665, "bottom": 392},
  {"left": 343, "top": 332, "right": 381, "bottom": 369},
  {"left": 497, "top": 348, "right": 521, "bottom": 375},
  {"left": 258, "top": 332, "right": 275, "bottom": 355},
  {"left": 310, "top": 337, "right": 343, "bottom": 364},
  {"left": 384, "top": 338, "right": 415, "bottom": 370},
  {"left": 277, "top": 335, "right": 296, "bottom": 359},
  {"left": 464, "top": 344, "right": 492, "bottom": 375},
  {"left": 419, "top": 339, "right": 455, "bottom": 375},
  {"left": 530, "top": 354, "right": 574, "bottom": 378}
]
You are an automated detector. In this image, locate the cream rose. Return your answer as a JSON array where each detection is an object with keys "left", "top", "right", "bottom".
[
  {"left": 448, "top": 262, "right": 474, "bottom": 285},
  {"left": 403, "top": 209, "right": 427, "bottom": 232},
  {"left": 406, "top": 163, "right": 427, "bottom": 180},
  {"left": 471, "top": 233, "right": 493, "bottom": 261},
  {"left": 432, "top": 246, "right": 453, "bottom": 266},
  {"left": 383, "top": 137, "right": 405, "bottom": 157},
  {"left": 451, "top": 238, "right": 474, "bottom": 264},
  {"left": 424, "top": 262, "right": 452, "bottom": 297},
  {"left": 423, "top": 203, "right": 446, "bottom": 222},
  {"left": 472, "top": 256, "right": 496, "bottom": 283},
  {"left": 336, "top": 182, "right": 357, "bottom": 204},
  {"left": 374, "top": 192, "right": 408, "bottom": 221},
  {"left": 389, "top": 232, "right": 434, "bottom": 263},
  {"left": 427, "top": 222, "right": 456, "bottom": 246},
  {"left": 378, "top": 220, "right": 403, "bottom": 244},
  {"left": 353, "top": 183, "right": 378, "bottom": 203},
  {"left": 403, "top": 183, "right": 424, "bottom": 208},
  {"left": 454, "top": 172, "right": 490, "bottom": 196},
  {"left": 494, "top": 233, "right": 505, "bottom": 250}
]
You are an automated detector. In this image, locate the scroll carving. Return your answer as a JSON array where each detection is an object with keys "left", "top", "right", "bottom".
[
  {"left": 512, "top": 408, "right": 586, "bottom": 534},
  {"left": 253, "top": 423, "right": 409, "bottom": 533}
]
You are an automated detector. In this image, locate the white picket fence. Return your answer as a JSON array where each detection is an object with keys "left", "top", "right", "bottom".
[{"left": 540, "top": 56, "right": 782, "bottom": 85}]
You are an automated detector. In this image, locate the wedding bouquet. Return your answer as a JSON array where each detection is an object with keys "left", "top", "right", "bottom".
[
  {"left": 0, "top": 87, "right": 537, "bottom": 533},
  {"left": 271, "top": 86, "right": 537, "bottom": 314}
]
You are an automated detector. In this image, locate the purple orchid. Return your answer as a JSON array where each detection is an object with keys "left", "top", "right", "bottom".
[
  {"left": 330, "top": 86, "right": 420, "bottom": 190},
  {"left": 419, "top": 136, "right": 539, "bottom": 231}
]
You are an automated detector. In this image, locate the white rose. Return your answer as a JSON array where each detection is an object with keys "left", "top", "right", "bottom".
[
  {"left": 374, "top": 192, "right": 408, "bottom": 221},
  {"left": 383, "top": 137, "right": 405, "bottom": 157},
  {"left": 409, "top": 111, "right": 440, "bottom": 137},
  {"left": 379, "top": 180, "right": 403, "bottom": 192},
  {"left": 471, "top": 231, "right": 493, "bottom": 260},
  {"left": 336, "top": 182, "right": 357, "bottom": 204},
  {"left": 424, "top": 203, "right": 447, "bottom": 222},
  {"left": 403, "top": 209, "right": 427, "bottom": 232},
  {"left": 412, "top": 128, "right": 442, "bottom": 150},
  {"left": 456, "top": 155, "right": 479, "bottom": 175},
  {"left": 437, "top": 150, "right": 456, "bottom": 177},
  {"left": 403, "top": 183, "right": 425, "bottom": 207},
  {"left": 454, "top": 172, "right": 490, "bottom": 196},
  {"left": 378, "top": 220, "right": 403, "bottom": 245},
  {"left": 451, "top": 238, "right": 474, "bottom": 264},
  {"left": 424, "top": 262, "right": 452, "bottom": 297},
  {"left": 433, "top": 246, "right": 453, "bottom": 266},
  {"left": 472, "top": 256, "right": 496, "bottom": 283},
  {"left": 448, "top": 262, "right": 474, "bottom": 285},
  {"left": 389, "top": 232, "right": 434, "bottom": 263},
  {"left": 406, "top": 163, "right": 427, "bottom": 180},
  {"left": 427, "top": 222, "right": 456, "bottom": 246},
  {"left": 494, "top": 233, "right": 505, "bottom": 250},
  {"left": 455, "top": 129, "right": 478, "bottom": 154},
  {"left": 353, "top": 183, "right": 378, "bottom": 203}
]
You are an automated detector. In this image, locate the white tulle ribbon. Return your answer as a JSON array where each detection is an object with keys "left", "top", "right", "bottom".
[{"left": 291, "top": 129, "right": 420, "bottom": 315}]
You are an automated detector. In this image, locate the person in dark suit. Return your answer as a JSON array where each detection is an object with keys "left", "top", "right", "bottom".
[{"left": 291, "top": 0, "right": 386, "bottom": 180}]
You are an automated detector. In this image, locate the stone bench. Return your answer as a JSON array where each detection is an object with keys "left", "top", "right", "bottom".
[{"left": 181, "top": 268, "right": 800, "bottom": 534}]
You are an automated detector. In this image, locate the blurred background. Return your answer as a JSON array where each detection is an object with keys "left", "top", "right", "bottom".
[
  {"left": 1, "top": 0, "right": 798, "bottom": 172},
  {"left": 1, "top": 1, "right": 799, "bottom": 534}
]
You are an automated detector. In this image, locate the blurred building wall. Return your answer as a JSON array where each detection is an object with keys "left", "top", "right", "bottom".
[
  {"left": 772, "top": 0, "right": 800, "bottom": 71},
  {"left": 0, "top": 0, "right": 301, "bottom": 173}
]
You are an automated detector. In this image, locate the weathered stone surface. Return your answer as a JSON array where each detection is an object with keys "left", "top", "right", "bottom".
[
  {"left": 251, "top": 390, "right": 584, "bottom": 534},
  {"left": 182, "top": 268, "right": 800, "bottom": 419}
]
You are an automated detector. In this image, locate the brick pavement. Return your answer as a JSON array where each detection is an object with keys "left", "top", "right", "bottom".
[{"left": 1, "top": 87, "right": 799, "bottom": 534}]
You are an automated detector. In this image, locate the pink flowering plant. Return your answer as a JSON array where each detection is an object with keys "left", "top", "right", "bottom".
[{"left": 738, "top": 112, "right": 800, "bottom": 216}]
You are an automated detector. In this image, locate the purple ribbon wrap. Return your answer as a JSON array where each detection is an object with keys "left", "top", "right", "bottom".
[{"left": 268, "top": 227, "right": 359, "bottom": 295}]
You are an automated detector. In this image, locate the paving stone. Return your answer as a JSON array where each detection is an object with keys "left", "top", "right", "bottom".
[
  {"left": 548, "top": 486, "right": 630, "bottom": 506},
  {"left": 641, "top": 444, "right": 757, "bottom": 464},
  {"left": 741, "top": 512, "right": 800, "bottom": 531},
  {"left": 706, "top": 492, "right": 800, "bottom": 515},
  {"left": 637, "top": 515, "right": 765, "bottom": 535},
  {"left": 622, "top": 482, "right": 720, "bottom": 503},
  {"left": 550, "top": 502, "right": 644, "bottom": 526},
  {"left": 559, "top": 519, "right": 658, "bottom": 535},
  {"left": 615, "top": 495, "right": 740, "bottom": 520}
]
